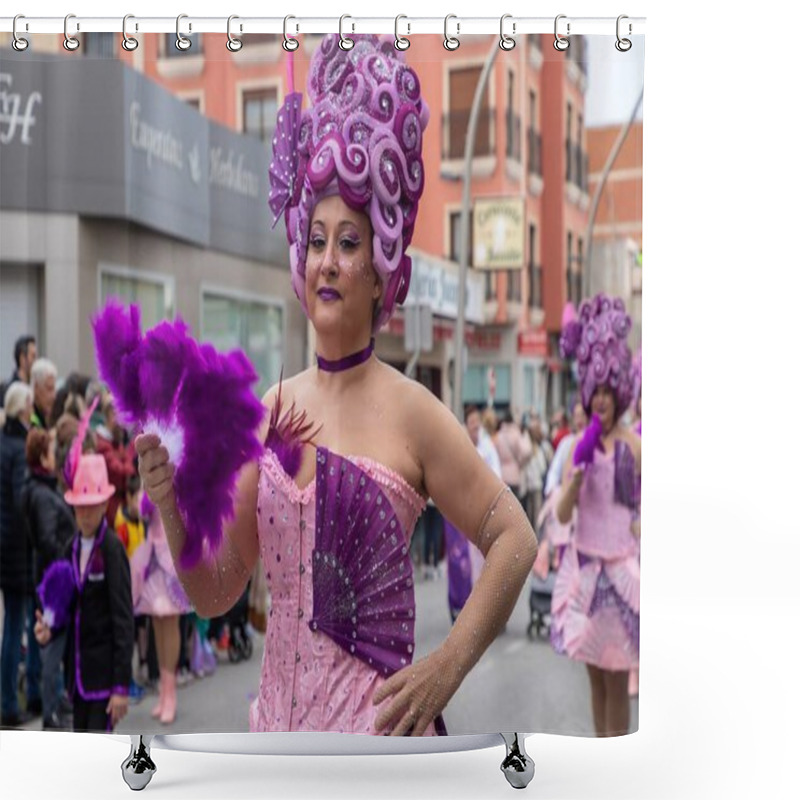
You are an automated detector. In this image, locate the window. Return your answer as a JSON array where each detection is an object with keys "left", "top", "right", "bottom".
[
  {"left": 565, "top": 102, "right": 573, "bottom": 182},
  {"left": 506, "top": 71, "right": 520, "bottom": 161},
  {"left": 527, "top": 91, "right": 541, "bottom": 177},
  {"left": 445, "top": 66, "right": 492, "bottom": 159},
  {"left": 82, "top": 32, "right": 116, "bottom": 59},
  {"left": 162, "top": 32, "right": 203, "bottom": 57},
  {"left": 243, "top": 88, "right": 279, "bottom": 148},
  {"left": 100, "top": 269, "right": 174, "bottom": 332},
  {"left": 449, "top": 209, "right": 474, "bottom": 266},
  {"left": 486, "top": 272, "right": 498, "bottom": 302},
  {"left": 183, "top": 97, "right": 202, "bottom": 111},
  {"left": 464, "top": 364, "right": 511, "bottom": 405},
  {"left": 201, "top": 291, "right": 283, "bottom": 399},
  {"left": 528, "top": 225, "right": 541, "bottom": 309},
  {"left": 576, "top": 237, "right": 584, "bottom": 304},
  {"left": 507, "top": 270, "right": 522, "bottom": 303}
]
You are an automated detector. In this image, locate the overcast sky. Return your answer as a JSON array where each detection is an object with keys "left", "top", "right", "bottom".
[{"left": 583, "top": 35, "right": 645, "bottom": 128}]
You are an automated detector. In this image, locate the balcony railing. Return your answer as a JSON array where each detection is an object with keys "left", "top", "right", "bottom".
[
  {"left": 526, "top": 128, "right": 542, "bottom": 176},
  {"left": 507, "top": 269, "right": 522, "bottom": 303},
  {"left": 528, "top": 264, "right": 543, "bottom": 309},
  {"left": 565, "top": 141, "right": 589, "bottom": 192},
  {"left": 506, "top": 111, "right": 521, "bottom": 162},
  {"left": 566, "top": 268, "right": 583, "bottom": 307},
  {"left": 442, "top": 108, "right": 494, "bottom": 160}
]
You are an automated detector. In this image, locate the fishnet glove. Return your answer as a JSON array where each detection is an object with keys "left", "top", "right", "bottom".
[
  {"left": 159, "top": 496, "right": 252, "bottom": 619},
  {"left": 373, "top": 486, "right": 537, "bottom": 735}
]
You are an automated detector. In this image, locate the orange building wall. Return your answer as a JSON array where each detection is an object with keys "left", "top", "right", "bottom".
[{"left": 587, "top": 121, "right": 643, "bottom": 247}]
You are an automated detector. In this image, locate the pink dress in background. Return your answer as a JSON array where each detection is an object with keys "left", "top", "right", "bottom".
[
  {"left": 550, "top": 441, "right": 640, "bottom": 671},
  {"left": 249, "top": 446, "right": 440, "bottom": 735},
  {"left": 130, "top": 509, "right": 193, "bottom": 617}
]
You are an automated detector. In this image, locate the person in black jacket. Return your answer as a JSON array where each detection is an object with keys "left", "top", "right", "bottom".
[
  {"left": 1, "top": 382, "right": 42, "bottom": 727},
  {"left": 34, "top": 453, "right": 133, "bottom": 732},
  {"left": 21, "top": 427, "right": 77, "bottom": 729}
]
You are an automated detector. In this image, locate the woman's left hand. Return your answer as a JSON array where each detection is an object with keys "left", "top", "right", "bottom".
[{"left": 372, "top": 648, "right": 459, "bottom": 736}]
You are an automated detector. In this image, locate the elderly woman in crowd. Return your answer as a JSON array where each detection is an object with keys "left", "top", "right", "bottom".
[{"left": 0, "top": 382, "right": 42, "bottom": 726}]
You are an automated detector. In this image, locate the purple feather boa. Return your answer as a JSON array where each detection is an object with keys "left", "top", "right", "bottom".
[
  {"left": 37, "top": 559, "right": 76, "bottom": 631},
  {"left": 92, "top": 300, "right": 265, "bottom": 570},
  {"left": 573, "top": 414, "right": 605, "bottom": 468}
]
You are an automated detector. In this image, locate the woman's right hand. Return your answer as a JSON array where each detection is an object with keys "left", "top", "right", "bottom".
[
  {"left": 571, "top": 463, "right": 585, "bottom": 488},
  {"left": 135, "top": 433, "right": 177, "bottom": 507},
  {"left": 34, "top": 609, "right": 51, "bottom": 646}
]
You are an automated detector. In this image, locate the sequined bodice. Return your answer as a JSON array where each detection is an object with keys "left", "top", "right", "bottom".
[{"left": 250, "top": 446, "right": 431, "bottom": 734}]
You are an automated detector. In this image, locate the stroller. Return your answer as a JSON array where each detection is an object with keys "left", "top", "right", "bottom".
[
  {"left": 527, "top": 568, "right": 556, "bottom": 641},
  {"left": 226, "top": 585, "right": 254, "bottom": 663},
  {"left": 209, "top": 584, "right": 254, "bottom": 663},
  {"left": 526, "top": 491, "right": 571, "bottom": 642}
]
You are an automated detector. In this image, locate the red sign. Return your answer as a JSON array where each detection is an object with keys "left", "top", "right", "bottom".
[{"left": 517, "top": 328, "right": 548, "bottom": 357}]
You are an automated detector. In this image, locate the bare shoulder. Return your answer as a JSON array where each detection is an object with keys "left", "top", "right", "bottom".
[{"left": 259, "top": 368, "right": 312, "bottom": 409}]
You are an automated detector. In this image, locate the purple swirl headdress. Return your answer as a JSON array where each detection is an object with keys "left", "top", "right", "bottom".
[
  {"left": 559, "top": 293, "right": 635, "bottom": 419},
  {"left": 269, "top": 34, "right": 430, "bottom": 332}
]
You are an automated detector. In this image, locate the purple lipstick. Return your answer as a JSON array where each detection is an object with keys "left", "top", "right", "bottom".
[{"left": 317, "top": 288, "right": 341, "bottom": 301}]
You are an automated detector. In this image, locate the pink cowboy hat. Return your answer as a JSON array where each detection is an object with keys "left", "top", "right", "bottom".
[{"left": 64, "top": 454, "right": 116, "bottom": 506}]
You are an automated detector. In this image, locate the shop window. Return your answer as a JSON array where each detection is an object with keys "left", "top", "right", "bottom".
[
  {"left": 201, "top": 291, "right": 283, "bottom": 398},
  {"left": 100, "top": 269, "right": 174, "bottom": 332}
]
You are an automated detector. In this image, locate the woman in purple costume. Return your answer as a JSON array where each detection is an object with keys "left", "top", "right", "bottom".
[
  {"left": 553, "top": 294, "right": 641, "bottom": 737},
  {"left": 136, "top": 35, "right": 537, "bottom": 737}
]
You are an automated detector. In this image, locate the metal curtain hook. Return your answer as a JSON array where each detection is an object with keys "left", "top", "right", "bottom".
[
  {"left": 227, "top": 15, "right": 242, "bottom": 52},
  {"left": 444, "top": 14, "right": 460, "bottom": 51},
  {"left": 395, "top": 15, "right": 410, "bottom": 51},
  {"left": 122, "top": 14, "right": 139, "bottom": 52},
  {"left": 554, "top": 14, "right": 570, "bottom": 51},
  {"left": 176, "top": 13, "right": 192, "bottom": 51},
  {"left": 12, "top": 14, "right": 29, "bottom": 51},
  {"left": 63, "top": 13, "right": 80, "bottom": 52},
  {"left": 615, "top": 15, "right": 632, "bottom": 51},
  {"left": 283, "top": 15, "right": 299, "bottom": 51},
  {"left": 499, "top": 14, "right": 516, "bottom": 51},
  {"left": 339, "top": 15, "right": 355, "bottom": 50}
]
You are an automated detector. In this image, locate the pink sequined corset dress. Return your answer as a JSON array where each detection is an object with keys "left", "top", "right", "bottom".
[
  {"left": 550, "top": 440, "right": 640, "bottom": 671},
  {"left": 250, "top": 444, "right": 447, "bottom": 735}
]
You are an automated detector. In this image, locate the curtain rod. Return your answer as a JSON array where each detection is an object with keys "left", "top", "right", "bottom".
[{"left": 0, "top": 16, "right": 646, "bottom": 37}]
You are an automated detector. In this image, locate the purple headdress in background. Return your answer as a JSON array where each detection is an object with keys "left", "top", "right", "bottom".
[
  {"left": 573, "top": 413, "right": 605, "bottom": 468},
  {"left": 92, "top": 300, "right": 265, "bottom": 569},
  {"left": 268, "top": 34, "right": 430, "bottom": 333},
  {"left": 37, "top": 559, "right": 76, "bottom": 631},
  {"left": 560, "top": 293, "right": 636, "bottom": 419}
]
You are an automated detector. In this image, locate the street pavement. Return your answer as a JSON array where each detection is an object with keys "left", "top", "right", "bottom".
[{"left": 16, "top": 564, "right": 638, "bottom": 736}]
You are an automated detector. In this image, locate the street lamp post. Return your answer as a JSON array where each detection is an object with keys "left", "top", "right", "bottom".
[
  {"left": 584, "top": 86, "right": 644, "bottom": 298},
  {"left": 453, "top": 42, "right": 500, "bottom": 423}
]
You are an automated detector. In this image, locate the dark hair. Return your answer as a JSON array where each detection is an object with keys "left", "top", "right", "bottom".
[
  {"left": 25, "top": 428, "right": 51, "bottom": 469},
  {"left": 464, "top": 404, "right": 480, "bottom": 420},
  {"left": 14, "top": 335, "right": 35, "bottom": 368},
  {"left": 126, "top": 474, "right": 141, "bottom": 497}
]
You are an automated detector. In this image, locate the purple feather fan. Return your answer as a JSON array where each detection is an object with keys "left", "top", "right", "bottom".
[
  {"left": 573, "top": 413, "right": 605, "bottom": 468},
  {"left": 37, "top": 559, "right": 76, "bottom": 631},
  {"left": 92, "top": 301, "right": 265, "bottom": 570},
  {"left": 309, "top": 447, "right": 416, "bottom": 678},
  {"left": 91, "top": 301, "right": 145, "bottom": 426},
  {"left": 264, "top": 369, "right": 321, "bottom": 479}
]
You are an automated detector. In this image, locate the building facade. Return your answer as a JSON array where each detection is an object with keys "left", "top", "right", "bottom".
[{"left": 1, "top": 31, "right": 590, "bottom": 418}]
